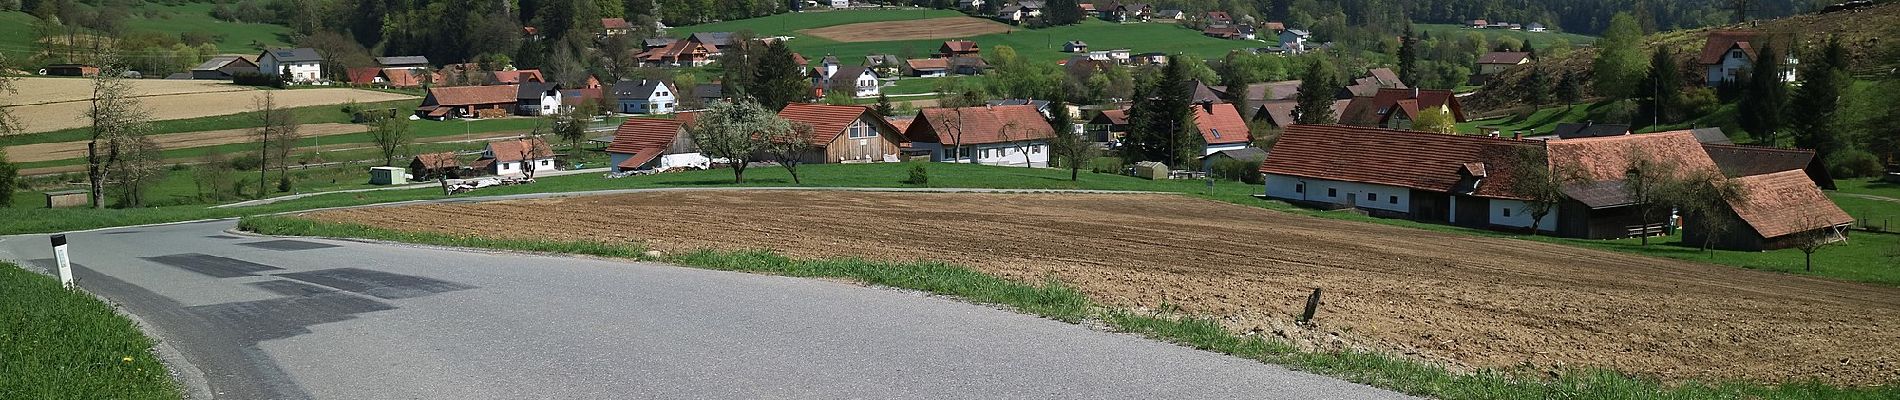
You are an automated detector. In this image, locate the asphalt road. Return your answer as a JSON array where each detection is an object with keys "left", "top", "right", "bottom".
[{"left": 1, "top": 220, "right": 1414, "bottom": 399}]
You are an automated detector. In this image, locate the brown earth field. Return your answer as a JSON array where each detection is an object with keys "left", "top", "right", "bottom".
[
  {"left": 15, "top": 128, "right": 528, "bottom": 176},
  {"left": 3, "top": 88, "right": 415, "bottom": 134},
  {"left": 301, "top": 190, "right": 1900, "bottom": 386},
  {"left": 3, "top": 123, "right": 366, "bottom": 164},
  {"left": 798, "top": 17, "right": 1014, "bottom": 42}
]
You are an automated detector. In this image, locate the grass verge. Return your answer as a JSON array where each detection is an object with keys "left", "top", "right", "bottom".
[
  {"left": 235, "top": 214, "right": 1899, "bottom": 399},
  {"left": 0, "top": 262, "right": 180, "bottom": 399}
]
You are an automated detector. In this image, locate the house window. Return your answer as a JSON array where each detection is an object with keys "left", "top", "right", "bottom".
[
  {"left": 1389, "top": 196, "right": 1398, "bottom": 204},
  {"left": 1503, "top": 208, "right": 1512, "bottom": 217},
  {"left": 1295, "top": 183, "right": 1304, "bottom": 193},
  {"left": 1327, "top": 188, "right": 1337, "bottom": 197},
  {"left": 1366, "top": 193, "right": 1376, "bottom": 201}
]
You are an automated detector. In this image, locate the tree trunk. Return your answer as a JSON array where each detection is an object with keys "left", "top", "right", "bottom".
[
  {"left": 733, "top": 164, "right": 746, "bottom": 183},
  {"left": 787, "top": 164, "right": 801, "bottom": 184},
  {"left": 1528, "top": 215, "right": 1543, "bottom": 236},
  {"left": 1071, "top": 165, "right": 1079, "bottom": 181},
  {"left": 1805, "top": 252, "right": 1813, "bottom": 272},
  {"left": 87, "top": 141, "right": 105, "bottom": 209}
]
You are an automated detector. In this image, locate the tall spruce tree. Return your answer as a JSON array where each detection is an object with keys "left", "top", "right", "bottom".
[
  {"left": 1397, "top": 23, "right": 1418, "bottom": 87},
  {"left": 1738, "top": 42, "right": 1787, "bottom": 145},
  {"left": 1125, "top": 54, "right": 1194, "bottom": 165},
  {"left": 751, "top": 40, "right": 808, "bottom": 111},
  {"left": 1790, "top": 35, "right": 1848, "bottom": 157},
  {"left": 1637, "top": 47, "right": 1681, "bottom": 127},
  {"left": 1293, "top": 58, "right": 1339, "bottom": 125}
]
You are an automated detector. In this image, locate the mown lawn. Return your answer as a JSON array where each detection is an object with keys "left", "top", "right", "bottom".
[
  {"left": 1414, "top": 23, "right": 1599, "bottom": 49},
  {"left": 675, "top": 9, "right": 1260, "bottom": 63},
  {"left": 0, "top": 262, "right": 180, "bottom": 400}
]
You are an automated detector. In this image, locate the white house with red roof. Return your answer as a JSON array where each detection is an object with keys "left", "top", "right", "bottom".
[
  {"left": 479, "top": 138, "right": 557, "bottom": 176},
  {"left": 904, "top": 105, "right": 1057, "bottom": 167},
  {"left": 777, "top": 103, "right": 908, "bottom": 163},
  {"left": 1191, "top": 102, "right": 1252, "bottom": 156},
  {"left": 1697, "top": 31, "right": 1797, "bottom": 86}
]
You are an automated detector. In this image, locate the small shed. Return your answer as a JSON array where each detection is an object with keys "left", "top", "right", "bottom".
[
  {"left": 1132, "top": 161, "right": 1169, "bottom": 180},
  {"left": 45, "top": 190, "right": 89, "bottom": 208},
  {"left": 369, "top": 167, "right": 408, "bottom": 185}
]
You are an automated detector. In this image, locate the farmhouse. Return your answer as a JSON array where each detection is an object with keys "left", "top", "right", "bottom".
[
  {"left": 906, "top": 58, "right": 950, "bottom": 77},
  {"left": 1702, "top": 142, "right": 1837, "bottom": 189},
  {"left": 778, "top": 103, "right": 909, "bottom": 163},
  {"left": 1338, "top": 88, "right": 1466, "bottom": 129},
  {"left": 375, "top": 56, "right": 430, "bottom": 70},
  {"left": 811, "top": 57, "right": 881, "bottom": 98},
  {"left": 607, "top": 118, "right": 703, "bottom": 172},
  {"left": 1542, "top": 131, "right": 1723, "bottom": 239},
  {"left": 601, "top": 18, "right": 633, "bottom": 36},
  {"left": 479, "top": 138, "right": 557, "bottom": 176},
  {"left": 1106, "top": 2, "right": 1150, "bottom": 22},
  {"left": 906, "top": 105, "right": 1056, "bottom": 167},
  {"left": 190, "top": 56, "right": 259, "bottom": 80},
  {"left": 1205, "top": 11, "right": 1233, "bottom": 25},
  {"left": 1251, "top": 99, "right": 1350, "bottom": 128},
  {"left": 1468, "top": 19, "right": 1488, "bottom": 28},
  {"left": 1259, "top": 124, "right": 1542, "bottom": 230},
  {"left": 1681, "top": 170, "right": 1853, "bottom": 251},
  {"left": 1341, "top": 67, "right": 1407, "bottom": 97},
  {"left": 409, "top": 152, "right": 464, "bottom": 179},
  {"left": 939, "top": 40, "right": 981, "bottom": 58},
  {"left": 1153, "top": 9, "right": 1183, "bottom": 21},
  {"left": 637, "top": 33, "right": 731, "bottom": 67},
  {"left": 997, "top": 0, "right": 1044, "bottom": 24},
  {"left": 490, "top": 69, "right": 546, "bottom": 85},
  {"left": 949, "top": 56, "right": 990, "bottom": 75},
  {"left": 1190, "top": 102, "right": 1251, "bottom": 158},
  {"left": 1476, "top": 51, "right": 1531, "bottom": 75},
  {"left": 1086, "top": 108, "right": 1128, "bottom": 142},
  {"left": 1278, "top": 29, "right": 1311, "bottom": 53},
  {"left": 416, "top": 85, "right": 519, "bottom": 119},
  {"left": 516, "top": 82, "right": 564, "bottom": 116},
  {"left": 257, "top": 48, "right": 325, "bottom": 83},
  {"left": 1526, "top": 22, "right": 1547, "bottom": 32},
  {"left": 1698, "top": 31, "right": 1798, "bottom": 86},
  {"left": 611, "top": 79, "right": 676, "bottom": 114}
]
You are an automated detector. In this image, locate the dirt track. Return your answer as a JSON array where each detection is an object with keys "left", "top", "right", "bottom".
[
  {"left": 799, "top": 17, "right": 1014, "bottom": 42},
  {"left": 304, "top": 190, "right": 1900, "bottom": 385},
  {"left": 3, "top": 123, "right": 366, "bottom": 163}
]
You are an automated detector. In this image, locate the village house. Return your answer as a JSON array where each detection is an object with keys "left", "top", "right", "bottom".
[
  {"left": 987, "top": 99, "right": 1053, "bottom": 118},
  {"left": 257, "top": 48, "right": 325, "bottom": 83},
  {"left": 949, "top": 56, "right": 990, "bottom": 75},
  {"left": 1105, "top": 2, "right": 1148, "bottom": 22},
  {"left": 409, "top": 152, "right": 464, "bottom": 180},
  {"left": 606, "top": 117, "right": 703, "bottom": 172},
  {"left": 1132, "top": 52, "right": 1168, "bottom": 66},
  {"left": 1259, "top": 124, "right": 1540, "bottom": 229},
  {"left": 1278, "top": 29, "right": 1311, "bottom": 53},
  {"left": 416, "top": 85, "right": 519, "bottom": 119},
  {"left": 997, "top": 0, "right": 1044, "bottom": 24},
  {"left": 1204, "top": 11, "right": 1233, "bottom": 25},
  {"left": 1698, "top": 30, "right": 1798, "bottom": 86},
  {"left": 1702, "top": 142, "right": 1838, "bottom": 190},
  {"left": 830, "top": 0, "right": 850, "bottom": 8},
  {"left": 601, "top": 18, "right": 633, "bottom": 36},
  {"left": 43, "top": 63, "right": 99, "bottom": 77},
  {"left": 1338, "top": 88, "right": 1466, "bottom": 129},
  {"left": 778, "top": 103, "right": 909, "bottom": 163},
  {"left": 1251, "top": 98, "right": 1350, "bottom": 129},
  {"left": 1064, "top": 40, "right": 1089, "bottom": 53},
  {"left": 1468, "top": 19, "right": 1488, "bottom": 28},
  {"left": 906, "top": 105, "right": 1057, "bottom": 167},
  {"left": 190, "top": 56, "right": 259, "bottom": 80},
  {"left": 907, "top": 58, "right": 950, "bottom": 77},
  {"left": 516, "top": 82, "right": 564, "bottom": 116},
  {"left": 1153, "top": 9, "right": 1183, "bottom": 21},
  {"left": 489, "top": 69, "right": 546, "bottom": 85},
  {"left": 1341, "top": 67, "right": 1406, "bottom": 97},
  {"left": 938, "top": 40, "right": 981, "bottom": 58},
  {"left": 1476, "top": 51, "right": 1531, "bottom": 75},
  {"left": 1202, "top": 24, "right": 1256, "bottom": 40},
  {"left": 1086, "top": 108, "right": 1128, "bottom": 143},
  {"left": 637, "top": 33, "right": 734, "bottom": 67},
  {"left": 1190, "top": 102, "right": 1252, "bottom": 158},
  {"left": 611, "top": 79, "right": 676, "bottom": 114},
  {"left": 1262, "top": 21, "right": 1286, "bottom": 33},
  {"left": 1526, "top": 22, "right": 1547, "bottom": 32},
  {"left": 478, "top": 138, "right": 557, "bottom": 176},
  {"left": 811, "top": 55, "right": 881, "bottom": 98}
]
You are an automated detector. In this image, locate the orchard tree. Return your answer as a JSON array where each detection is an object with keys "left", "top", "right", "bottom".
[
  {"left": 86, "top": 57, "right": 155, "bottom": 208},
  {"left": 691, "top": 100, "right": 786, "bottom": 183}
]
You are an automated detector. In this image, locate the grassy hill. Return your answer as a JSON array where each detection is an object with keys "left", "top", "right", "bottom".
[
  {"left": 674, "top": 9, "right": 1263, "bottom": 63},
  {"left": 1414, "top": 23, "right": 1598, "bottom": 49},
  {"left": 0, "top": 4, "right": 291, "bottom": 60}
]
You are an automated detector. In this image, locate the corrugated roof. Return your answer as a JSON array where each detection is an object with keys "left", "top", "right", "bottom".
[
  {"left": 1258, "top": 124, "right": 1534, "bottom": 199},
  {"left": 375, "top": 56, "right": 430, "bottom": 66},
  {"left": 1728, "top": 170, "right": 1853, "bottom": 238},
  {"left": 606, "top": 118, "right": 688, "bottom": 169},
  {"left": 427, "top": 85, "right": 520, "bottom": 106},
  {"left": 192, "top": 56, "right": 249, "bottom": 71},
  {"left": 487, "top": 138, "right": 554, "bottom": 162},
  {"left": 909, "top": 105, "right": 1056, "bottom": 145}
]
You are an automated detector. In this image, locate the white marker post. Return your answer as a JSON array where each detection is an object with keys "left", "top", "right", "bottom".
[{"left": 51, "top": 234, "right": 72, "bottom": 288}]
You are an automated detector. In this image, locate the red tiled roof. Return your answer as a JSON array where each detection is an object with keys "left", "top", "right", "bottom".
[
  {"left": 1263, "top": 22, "right": 1285, "bottom": 31},
  {"left": 942, "top": 40, "right": 978, "bottom": 52},
  {"left": 908, "top": 105, "right": 1057, "bottom": 145},
  {"left": 1258, "top": 124, "right": 1535, "bottom": 199},
  {"left": 607, "top": 118, "right": 687, "bottom": 169},
  {"left": 779, "top": 103, "right": 902, "bottom": 147},
  {"left": 382, "top": 68, "right": 422, "bottom": 87},
  {"left": 1545, "top": 131, "right": 1720, "bottom": 182},
  {"left": 1099, "top": 109, "right": 1129, "bottom": 125},
  {"left": 1343, "top": 88, "right": 1465, "bottom": 126},
  {"left": 491, "top": 69, "right": 545, "bottom": 84},
  {"left": 602, "top": 17, "right": 633, "bottom": 30},
  {"left": 1256, "top": 99, "right": 1350, "bottom": 126},
  {"left": 346, "top": 67, "right": 381, "bottom": 84},
  {"left": 412, "top": 152, "right": 460, "bottom": 167},
  {"left": 487, "top": 138, "right": 554, "bottom": 162},
  {"left": 907, "top": 58, "right": 949, "bottom": 70},
  {"left": 1727, "top": 170, "right": 1854, "bottom": 238},
  {"left": 886, "top": 117, "right": 914, "bottom": 132},
  {"left": 1698, "top": 31, "right": 1762, "bottom": 65},
  {"left": 1191, "top": 103, "right": 1250, "bottom": 145},
  {"left": 427, "top": 85, "right": 519, "bottom": 106},
  {"left": 1477, "top": 51, "right": 1531, "bottom": 65}
]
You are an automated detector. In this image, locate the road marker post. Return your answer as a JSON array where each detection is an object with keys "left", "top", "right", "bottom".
[{"left": 51, "top": 234, "right": 73, "bottom": 288}]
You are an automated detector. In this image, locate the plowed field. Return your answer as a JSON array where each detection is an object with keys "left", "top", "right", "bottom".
[{"left": 303, "top": 190, "right": 1900, "bottom": 385}]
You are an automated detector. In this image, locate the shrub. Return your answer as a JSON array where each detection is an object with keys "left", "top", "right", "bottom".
[
  {"left": 1828, "top": 149, "right": 1885, "bottom": 178},
  {"left": 276, "top": 175, "right": 293, "bottom": 193},
  {"left": 230, "top": 154, "right": 262, "bottom": 171},
  {"left": 1680, "top": 86, "right": 1719, "bottom": 117},
  {"left": 904, "top": 162, "right": 928, "bottom": 185},
  {"left": 1089, "top": 157, "right": 1124, "bottom": 174},
  {"left": 1211, "top": 158, "right": 1264, "bottom": 184}
]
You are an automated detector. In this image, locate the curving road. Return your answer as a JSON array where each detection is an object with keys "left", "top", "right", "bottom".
[{"left": 0, "top": 220, "right": 1412, "bottom": 399}]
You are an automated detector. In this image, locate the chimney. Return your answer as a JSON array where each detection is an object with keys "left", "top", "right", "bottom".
[
  {"left": 1512, "top": 131, "right": 1523, "bottom": 140},
  {"left": 1411, "top": 87, "right": 1419, "bottom": 98},
  {"left": 1201, "top": 100, "right": 1214, "bottom": 113}
]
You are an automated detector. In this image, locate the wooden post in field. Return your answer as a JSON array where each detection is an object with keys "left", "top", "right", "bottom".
[
  {"left": 51, "top": 234, "right": 72, "bottom": 288},
  {"left": 1299, "top": 288, "right": 1321, "bottom": 324}
]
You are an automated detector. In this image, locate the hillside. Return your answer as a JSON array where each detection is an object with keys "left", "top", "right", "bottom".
[
  {"left": 673, "top": 9, "right": 1262, "bottom": 63},
  {"left": 1465, "top": 2, "right": 1900, "bottom": 113},
  {"left": 0, "top": 3, "right": 291, "bottom": 60},
  {"left": 1413, "top": 23, "right": 1598, "bottom": 49}
]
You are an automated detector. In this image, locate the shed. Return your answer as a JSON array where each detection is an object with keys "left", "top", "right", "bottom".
[
  {"left": 369, "top": 167, "right": 408, "bottom": 185},
  {"left": 1133, "top": 161, "right": 1169, "bottom": 180},
  {"left": 45, "top": 190, "right": 89, "bottom": 208}
]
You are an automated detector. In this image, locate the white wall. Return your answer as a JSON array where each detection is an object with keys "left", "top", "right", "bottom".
[
  {"left": 499, "top": 158, "right": 557, "bottom": 175},
  {"left": 855, "top": 72, "right": 880, "bottom": 97},
  {"left": 1263, "top": 174, "right": 1410, "bottom": 213},
  {"left": 930, "top": 141, "right": 1049, "bottom": 167},
  {"left": 1204, "top": 142, "right": 1248, "bottom": 156},
  {"left": 1489, "top": 199, "right": 1560, "bottom": 232}
]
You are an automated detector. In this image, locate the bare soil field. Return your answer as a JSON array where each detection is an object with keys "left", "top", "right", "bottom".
[
  {"left": 799, "top": 17, "right": 1014, "bottom": 42},
  {"left": 3, "top": 123, "right": 365, "bottom": 163},
  {"left": 1, "top": 77, "right": 250, "bottom": 107},
  {"left": 3, "top": 84, "right": 415, "bottom": 134},
  {"left": 303, "top": 191, "right": 1900, "bottom": 386},
  {"left": 14, "top": 128, "right": 530, "bottom": 176}
]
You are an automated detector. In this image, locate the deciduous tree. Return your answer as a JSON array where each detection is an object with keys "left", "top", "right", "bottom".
[
  {"left": 251, "top": 92, "right": 302, "bottom": 198},
  {"left": 1505, "top": 146, "right": 1580, "bottom": 235},
  {"left": 1622, "top": 147, "right": 1679, "bottom": 246},
  {"left": 1592, "top": 12, "right": 1648, "bottom": 99},
  {"left": 369, "top": 116, "right": 412, "bottom": 167},
  {"left": 87, "top": 57, "right": 155, "bottom": 208},
  {"left": 690, "top": 100, "right": 784, "bottom": 183},
  {"left": 762, "top": 122, "right": 817, "bottom": 184},
  {"left": 1047, "top": 99, "right": 1096, "bottom": 180}
]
